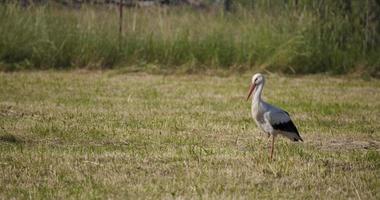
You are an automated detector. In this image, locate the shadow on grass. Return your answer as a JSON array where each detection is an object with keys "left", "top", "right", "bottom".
[{"left": 0, "top": 134, "right": 24, "bottom": 144}]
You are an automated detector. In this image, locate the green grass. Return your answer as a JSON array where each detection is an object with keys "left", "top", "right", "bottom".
[
  {"left": 0, "top": 71, "right": 379, "bottom": 199},
  {"left": 0, "top": 3, "right": 379, "bottom": 76}
]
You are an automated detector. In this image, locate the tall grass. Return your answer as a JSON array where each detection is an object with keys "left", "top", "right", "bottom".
[{"left": 0, "top": 3, "right": 379, "bottom": 76}]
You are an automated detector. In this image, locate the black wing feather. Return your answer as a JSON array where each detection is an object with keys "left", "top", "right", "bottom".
[{"left": 272, "top": 120, "right": 303, "bottom": 141}]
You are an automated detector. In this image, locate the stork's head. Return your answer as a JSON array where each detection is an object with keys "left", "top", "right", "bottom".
[{"left": 246, "top": 73, "right": 265, "bottom": 100}]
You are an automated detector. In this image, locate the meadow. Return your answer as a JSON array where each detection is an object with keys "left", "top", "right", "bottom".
[
  {"left": 0, "top": 71, "right": 379, "bottom": 199},
  {"left": 0, "top": 2, "right": 379, "bottom": 76}
]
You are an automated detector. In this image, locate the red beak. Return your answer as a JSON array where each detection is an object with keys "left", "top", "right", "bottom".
[{"left": 246, "top": 83, "right": 256, "bottom": 101}]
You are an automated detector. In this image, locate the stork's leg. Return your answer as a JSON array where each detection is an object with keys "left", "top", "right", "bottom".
[{"left": 270, "top": 135, "right": 275, "bottom": 161}]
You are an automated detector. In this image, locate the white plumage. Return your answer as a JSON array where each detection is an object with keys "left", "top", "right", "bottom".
[{"left": 246, "top": 73, "right": 303, "bottom": 160}]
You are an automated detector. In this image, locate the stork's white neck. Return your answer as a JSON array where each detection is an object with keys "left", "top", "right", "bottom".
[{"left": 251, "top": 82, "right": 264, "bottom": 110}]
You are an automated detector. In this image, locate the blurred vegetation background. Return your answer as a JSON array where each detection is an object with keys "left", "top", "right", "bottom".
[{"left": 0, "top": 0, "right": 379, "bottom": 76}]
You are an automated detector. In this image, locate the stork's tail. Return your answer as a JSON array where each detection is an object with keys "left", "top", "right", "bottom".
[{"left": 293, "top": 136, "right": 303, "bottom": 142}]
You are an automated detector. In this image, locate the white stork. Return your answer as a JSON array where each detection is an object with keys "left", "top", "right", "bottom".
[{"left": 246, "top": 73, "right": 303, "bottom": 160}]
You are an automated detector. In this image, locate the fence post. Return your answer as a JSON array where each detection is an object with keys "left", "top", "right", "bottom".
[
  {"left": 119, "top": 0, "right": 123, "bottom": 51},
  {"left": 20, "top": 0, "right": 29, "bottom": 8},
  {"left": 224, "top": 0, "right": 231, "bottom": 12}
]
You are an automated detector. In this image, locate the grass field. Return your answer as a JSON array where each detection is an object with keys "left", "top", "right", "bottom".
[{"left": 0, "top": 71, "right": 379, "bottom": 199}]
